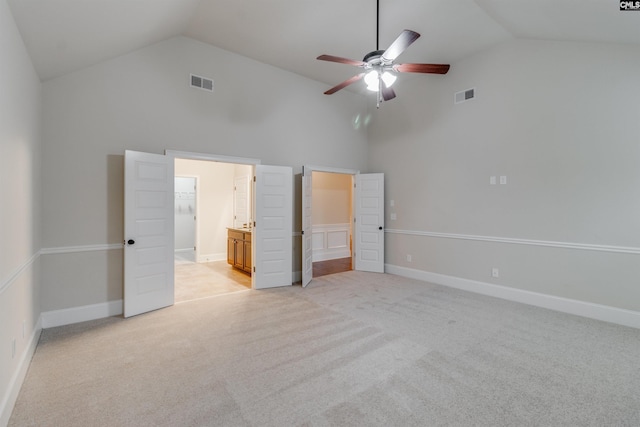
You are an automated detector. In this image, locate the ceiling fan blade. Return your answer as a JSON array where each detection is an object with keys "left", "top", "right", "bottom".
[
  {"left": 317, "top": 55, "right": 366, "bottom": 67},
  {"left": 324, "top": 73, "right": 366, "bottom": 95},
  {"left": 381, "top": 81, "right": 396, "bottom": 101},
  {"left": 381, "top": 30, "right": 420, "bottom": 62},
  {"left": 394, "top": 63, "right": 450, "bottom": 74}
]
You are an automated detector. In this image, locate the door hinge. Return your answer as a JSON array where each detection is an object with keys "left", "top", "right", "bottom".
[
  {"left": 301, "top": 230, "right": 304, "bottom": 235},
  {"left": 253, "top": 266, "right": 256, "bottom": 273},
  {"left": 253, "top": 176, "right": 256, "bottom": 182},
  {"left": 253, "top": 221, "right": 256, "bottom": 227}
]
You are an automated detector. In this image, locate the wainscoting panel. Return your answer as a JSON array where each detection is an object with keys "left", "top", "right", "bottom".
[{"left": 312, "top": 223, "right": 351, "bottom": 262}]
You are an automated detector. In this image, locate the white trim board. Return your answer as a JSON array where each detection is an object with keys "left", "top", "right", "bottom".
[
  {"left": 41, "top": 243, "right": 123, "bottom": 255},
  {"left": 166, "top": 150, "right": 261, "bottom": 165},
  {"left": 302, "top": 164, "right": 359, "bottom": 176},
  {"left": 385, "top": 229, "right": 640, "bottom": 255},
  {"left": 41, "top": 300, "right": 123, "bottom": 329},
  {"left": 386, "top": 264, "right": 640, "bottom": 330},
  {"left": 0, "top": 316, "right": 41, "bottom": 427},
  {"left": 196, "top": 252, "right": 227, "bottom": 263},
  {"left": 0, "top": 251, "right": 40, "bottom": 296}
]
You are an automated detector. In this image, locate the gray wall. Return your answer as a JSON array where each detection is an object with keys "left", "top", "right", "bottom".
[
  {"left": 40, "top": 36, "right": 369, "bottom": 311},
  {"left": 368, "top": 39, "right": 640, "bottom": 312},
  {"left": 0, "top": 0, "right": 42, "bottom": 422}
]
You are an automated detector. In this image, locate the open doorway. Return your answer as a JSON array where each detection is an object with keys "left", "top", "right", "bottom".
[
  {"left": 302, "top": 165, "right": 385, "bottom": 287},
  {"left": 173, "top": 158, "right": 253, "bottom": 303},
  {"left": 124, "top": 149, "right": 293, "bottom": 317},
  {"left": 310, "top": 171, "right": 354, "bottom": 277}
]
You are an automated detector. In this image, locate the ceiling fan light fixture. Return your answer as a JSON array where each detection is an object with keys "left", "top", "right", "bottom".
[
  {"left": 381, "top": 71, "right": 396, "bottom": 88},
  {"left": 364, "top": 70, "right": 380, "bottom": 91}
]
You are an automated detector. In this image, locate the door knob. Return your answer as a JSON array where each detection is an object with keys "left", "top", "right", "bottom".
[
  {"left": 127, "top": 239, "right": 135, "bottom": 245},
  {"left": 379, "top": 226, "right": 383, "bottom": 230}
]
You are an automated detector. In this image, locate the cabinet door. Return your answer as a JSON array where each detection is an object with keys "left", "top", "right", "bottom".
[
  {"left": 234, "top": 239, "right": 244, "bottom": 269},
  {"left": 227, "top": 238, "right": 235, "bottom": 265},
  {"left": 243, "top": 240, "right": 252, "bottom": 273}
]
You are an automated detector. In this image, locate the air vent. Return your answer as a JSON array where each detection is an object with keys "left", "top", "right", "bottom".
[
  {"left": 454, "top": 88, "right": 475, "bottom": 104},
  {"left": 190, "top": 74, "right": 213, "bottom": 92}
]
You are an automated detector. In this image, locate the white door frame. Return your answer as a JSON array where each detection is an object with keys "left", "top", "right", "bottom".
[
  {"left": 302, "top": 165, "right": 359, "bottom": 286},
  {"left": 166, "top": 150, "right": 261, "bottom": 288}
]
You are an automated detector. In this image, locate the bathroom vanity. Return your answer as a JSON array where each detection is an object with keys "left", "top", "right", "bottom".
[{"left": 227, "top": 227, "right": 252, "bottom": 274}]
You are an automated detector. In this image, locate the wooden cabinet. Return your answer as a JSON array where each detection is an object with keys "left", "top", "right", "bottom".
[{"left": 227, "top": 228, "right": 252, "bottom": 274}]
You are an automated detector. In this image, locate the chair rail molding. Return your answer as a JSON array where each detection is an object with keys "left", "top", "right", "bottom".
[
  {"left": 385, "top": 229, "right": 640, "bottom": 255},
  {"left": 0, "top": 251, "right": 40, "bottom": 296}
]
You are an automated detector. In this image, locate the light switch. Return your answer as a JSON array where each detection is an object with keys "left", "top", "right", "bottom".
[
  {"left": 500, "top": 176, "right": 507, "bottom": 185},
  {"left": 490, "top": 176, "right": 496, "bottom": 185},
  {"left": 390, "top": 213, "right": 397, "bottom": 220},
  {"left": 390, "top": 199, "right": 395, "bottom": 207}
]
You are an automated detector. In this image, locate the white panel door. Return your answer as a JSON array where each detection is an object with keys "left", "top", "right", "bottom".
[
  {"left": 301, "top": 171, "right": 313, "bottom": 287},
  {"left": 253, "top": 165, "right": 293, "bottom": 289},
  {"left": 355, "top": 173, "right": 384, "bottom": 273},
  {"left": 124, "top": 150, "right": 174, "bottom": 317}
]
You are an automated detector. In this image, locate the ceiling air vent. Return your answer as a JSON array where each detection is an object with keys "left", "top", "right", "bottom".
[
  {"left": 454, "top": 87, "right": 475, "bottom": 104},
  {"left": 190, "top": 74, "right": 213, "bottom": 92}
]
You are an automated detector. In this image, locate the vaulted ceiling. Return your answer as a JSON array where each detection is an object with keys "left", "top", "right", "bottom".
[{"left": 8, "top": 0, "right": 640, "bottom": 88}]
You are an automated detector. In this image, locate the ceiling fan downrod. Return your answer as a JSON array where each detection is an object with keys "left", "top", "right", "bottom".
[{"left": 376, "top": 0, "right": 379, "bottom": 51}]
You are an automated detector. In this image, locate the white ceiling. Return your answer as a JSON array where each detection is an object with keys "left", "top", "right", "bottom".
[{"left": 8, "top": 0, "right": 640, "bottom": 86}]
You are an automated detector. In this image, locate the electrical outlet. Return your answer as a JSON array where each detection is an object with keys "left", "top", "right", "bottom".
[
  {"left": 492, "top": 268, "right": 499, "bottom": 278},
  {"left": 490, "top": 176, "right": 496, "bottom": 185},
  {"left": 390, "top": 199, "right": 395, "bottom": 207},
  {"left": 406, "top": 254, "right": 412, "bottom": 262},
  {"left": 500, "top": 176, "right": 507, "bottom": 185},
  {"left": 390, "top": 213, "right": 397, "bottom": 220}
]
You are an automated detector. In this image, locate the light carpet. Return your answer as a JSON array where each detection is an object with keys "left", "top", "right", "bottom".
[{"left": 9, "top": 271, "right": 640, "bottom": 426}]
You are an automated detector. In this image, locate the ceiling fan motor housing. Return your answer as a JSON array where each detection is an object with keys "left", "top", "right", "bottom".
[{"left": 363, "top": 50, "right": 386, "bottom": 65}]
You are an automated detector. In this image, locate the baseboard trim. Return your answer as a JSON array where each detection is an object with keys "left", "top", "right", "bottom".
[
  {"left": 41, "top": 300, "right": 123, "bottom": 329},
  {"left": 174, "top": 248, "right": 194, "bottom": 254},
  {"left": 386, "top": 264, "right": 640, "bottom": 329},
  {"left": 196, "top": 253, "right": 226, "bottom": 263},
  {"left": 312, "top": 249, "right": 351, "bottom": 263},
  {"left": 0, "top": 316, "right": 42, "bottom": 427}
]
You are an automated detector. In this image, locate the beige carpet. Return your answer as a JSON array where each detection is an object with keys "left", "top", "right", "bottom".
[{"left": 10, "top": 271, "right": 640, "bottom": 426}]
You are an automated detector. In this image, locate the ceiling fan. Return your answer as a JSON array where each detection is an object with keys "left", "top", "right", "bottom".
[{"left": 317, "top": 0, "right": 450, "bottom": 106}]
